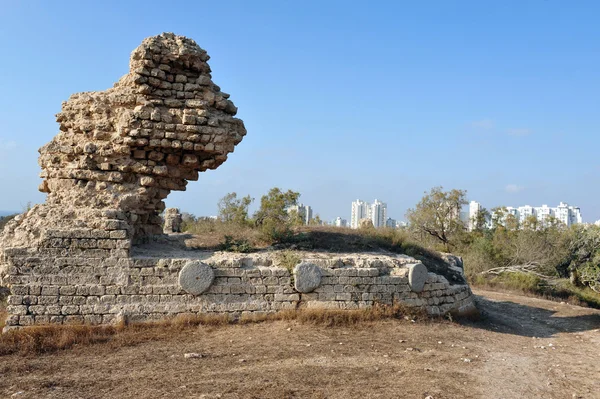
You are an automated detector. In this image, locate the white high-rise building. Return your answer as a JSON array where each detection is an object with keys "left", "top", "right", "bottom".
[
  {"left": 555, "top": 202, "right": 582, "bottom": 227},
  {"left": 350, "top": 199, "right": 388, "bottom": 229},
  {"left": 487, "top": 202, "right": 583, "bottom": 228},
  {"left": 350, "top": 200, "right": 369, "bottom": 229},
  {"left": 333, "top": 217, "right": 348, "bottom": 227},
  {"left": 534, "top": 205, "right": 553, "bottom": 226},
  {"left": 371, "top": 199, "right": 387, "bottom": 228},
  {"left": 286, "top": 203, "right": 313, "bottom": 225},
  {"left": 517, "top": 205, "right": 535, "bottom": 225},
  {"left": 468, "top": 201, "right": 481, "bottom": 231}
]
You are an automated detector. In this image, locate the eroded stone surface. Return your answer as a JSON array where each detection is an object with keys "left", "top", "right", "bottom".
[
  {"left": 408, "top": 263, "right": 428, "bottom": 293},
  {"left": 163, "top": 208, "right": 182, "bottom": 233},
  {"left": 1, "top": 32, "right": 246, "bottom": 247},
  {"left": 0, "top": 33, "right": 477, "bottom": 330},
  {"left": 178, "top": 260, "right": 214, "bottom": 295},
  {"left": 0, "top": 245, "right": 476, "bottom": 331},
  {"left": 294, "top": 262, "right": 322, "bottom": 293}
]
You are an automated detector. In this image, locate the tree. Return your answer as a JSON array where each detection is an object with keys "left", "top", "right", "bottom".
[
  {"left": 491, "top": 207, "right": 508, "bottom": 229},
  {"left": 471, "top": 207, "right": 491, "bottom": 233},
  {"left": 309, "top": 215, "right": 323, "bottom": 226},
  {"left": 566, "top": 225, "right": 600, "bottom": 291},
  {"left": 522, "top": 215, "right": 539, "bottom": 231},
  {"left": 505, "top": 213, "right": 519, "bottom": 231},
  {"left": 218, "top": 192, "right": 253, "bottom": 225},
  {"left": 359, "top": 218, "right": 374, "bottom": 229},
  {"left": 491, "top": 206, "right": 519, "bottom": 231},
  {"left": 287, "top": 209, "right": 304, "bottom": 227},
  {"left": 253, "top": 188, "right": 300, "bottom": 242},
  {"left": 406, "top": 187, "right": 467, "bottom": 251}
]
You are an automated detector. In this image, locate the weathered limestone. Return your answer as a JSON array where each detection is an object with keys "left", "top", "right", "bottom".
[
  {"left": 1, "top": 32, "right": 246, "bottom": 247},
  {"left": 294, "top": 262, "right": 322, "bottom": 293},
  {"left": 179, "top": 261, "right": 214, "bottom": 295},
  {"left": 163, "top": 208, "right": 182, "bottom": 233},
  {"left": 1, "top": 246, "right": 476, "bottom": 331},
  {"left": 408, "top": 263, "right": 428, "bottom": 293},
  {"left": 0, "top": 33, "right": 478, "bottom": 331}
]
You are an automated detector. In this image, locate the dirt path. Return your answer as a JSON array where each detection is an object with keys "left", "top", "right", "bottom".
[{"left": 1, "top": 290, "right": 598, "bottom": 399}]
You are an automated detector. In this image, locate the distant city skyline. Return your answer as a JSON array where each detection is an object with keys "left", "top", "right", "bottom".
[
  {"left": 350, "top": 199, "right": 388, "bottom": 229},
  {"left": 467, "top": 200, "right": 584, "bottom": 229},
  {"left": 1, "top": 195, "right": 592, "bottom": 227},
  {"left": 1, "top": 2, "right": 599, "bottom": 222}
]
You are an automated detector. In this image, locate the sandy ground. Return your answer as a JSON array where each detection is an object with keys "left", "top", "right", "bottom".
[{"left": 1, "top": 289, "right": 599, "bottom": 399}]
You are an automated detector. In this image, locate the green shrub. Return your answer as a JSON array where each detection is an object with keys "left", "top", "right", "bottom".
[
  {"left": 578, "top": 262, "right": 600, "bottom": 292},
  {"left": 218, "top": 235, "right": 254, "bottom": 253},
  {"left": 277, "top": 250, "right": 301, "bottom": 273}
]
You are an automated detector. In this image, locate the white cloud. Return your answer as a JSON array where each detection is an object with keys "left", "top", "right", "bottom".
[
  {"left": 505, "top": 184, "right": 525, "bottom": 193},
  {"left": 507, "top": 128, "right": 532, "bottom": 137},
  {"left": 470, "top": 119, "right": 495, "bottom": 130}
]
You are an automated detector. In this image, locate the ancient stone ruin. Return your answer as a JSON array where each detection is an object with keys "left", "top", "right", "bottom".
[
  {"left": 163, "top": 208, "right": 182, "bottom": 234},
  {"left": 0, "top": 33, "right": 476, "bottom": 331}
]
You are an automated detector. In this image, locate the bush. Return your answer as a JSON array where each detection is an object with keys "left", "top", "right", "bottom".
[
  {"left": 276, "top": 250, "right": 301, "bottom": 273},
  {"left": 578, "top": 262, "right": 600, "bottom": 292},
  {"left": 218, "top": 235, "right": 254, "bottom": 253}
]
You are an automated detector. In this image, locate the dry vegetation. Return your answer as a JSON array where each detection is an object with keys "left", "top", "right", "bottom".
[
  {"left": 0, "top": 290, "right": 598, "bottom": 399},
  {"left": 181, "top": 220, "right": 600, "bottom": 308},
  {"left": 0, "top": 304, "right": 425, "bottom": 357}
]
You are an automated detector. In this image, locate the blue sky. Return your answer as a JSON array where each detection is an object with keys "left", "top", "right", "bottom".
[{"left": 0, "top": 1, "right": 598, "bottom": 222}]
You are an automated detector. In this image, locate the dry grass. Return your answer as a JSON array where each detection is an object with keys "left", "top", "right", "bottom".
[
  {"left": 182, "top": 222, "right": 433, "bottom": 258},
  {"left": 471, "top": 273, "right": 600, "bottom": 309},
  {"left": 240, "top": 303, "right": 427, "bottom": 326},
  {"left": 0, "top": 304, "right": 425, "bottom": 357},
  {"left": 1, "top": 291, "right": 599, "bottom": 399},
  {"left": 0, "top": 312, "right": 230, "bottom": 357},
  {"left": 182, "top": 223, "right": 456, "bottom": 281},
  {"left": 183, "top": 219, "right": 266, "bottom": 251}
]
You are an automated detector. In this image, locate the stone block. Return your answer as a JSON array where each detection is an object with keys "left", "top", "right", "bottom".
[
  {"left": 408, "top": 263, "right": 428, "bottom": 293},
  {"left": 39, "top": 296, "right": 59, "bottom": 305},
  {"left": 293, "top": 262, "right": 322, "bottom": 293},
  {"left": 41, "top": 286, "right": 59, "bottom": 296},
  {"left": 6, "top": 305, "right": 27, "bottom": 315},
  {"left": 178, "top": 260, "right": 214, "bottom": 295},
  {"left": 11, "top": 285, "right": 29, "bottom": 295},
  {"left": 7, "top": 295, "right": 23, "bottom": 305}
]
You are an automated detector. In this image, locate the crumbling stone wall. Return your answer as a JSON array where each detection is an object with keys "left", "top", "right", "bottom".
[
  {"left": 0, "top": 33, "right": 476, "bottom": 331},
  {"left": 14, "top": 32, "right": 246, "bottom": 246},
  {"left": 1, "top": 250, "right": 475, "bottom": 329}
]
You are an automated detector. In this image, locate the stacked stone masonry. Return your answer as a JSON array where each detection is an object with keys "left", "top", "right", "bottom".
[
  {"left": 0, "top": 33, "right": 477, "bottom": 330},
  {"left": 1, "top": 240, "right": 476, "bottom": 330},
  {"left": 7, "top": 32, "right": 246, "bottom": 247}
]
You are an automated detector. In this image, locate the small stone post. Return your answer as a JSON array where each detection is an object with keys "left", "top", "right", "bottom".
[{"left": 163, "top": 208, "right": 183, "bottom": 233}]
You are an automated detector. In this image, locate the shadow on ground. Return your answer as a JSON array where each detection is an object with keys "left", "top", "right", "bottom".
[{"left": 458, "top": 293, "right": 600, "bottom": 338}]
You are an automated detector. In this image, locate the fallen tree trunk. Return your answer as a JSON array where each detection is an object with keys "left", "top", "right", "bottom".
[{"left": 480, "top": 264, "right": 553, "bottom": 279}]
